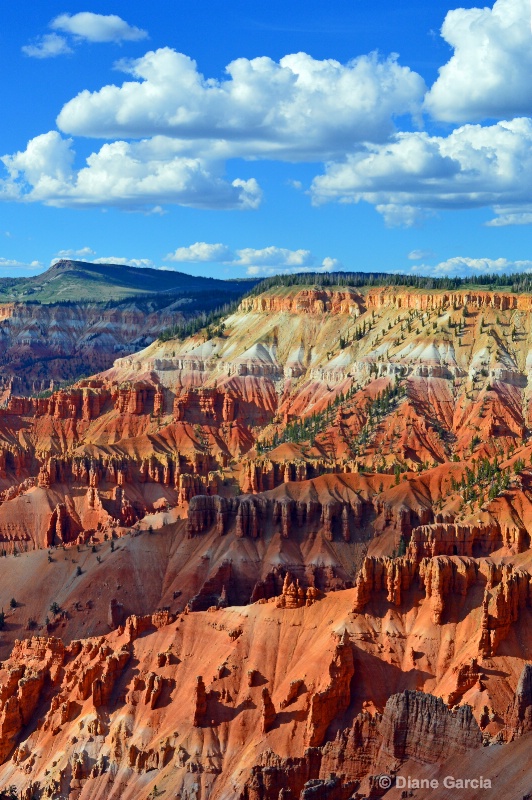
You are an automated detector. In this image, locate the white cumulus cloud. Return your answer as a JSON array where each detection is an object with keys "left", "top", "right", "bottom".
[
  {"left": 15, "top": 1, "right": 532, "bottom": 226},
  {"left": 22, "top": 13, "right": 147, "bottom": 59},
  {"left": 0, "top": 132, "right": 262, "bottom": 211},
  {"left": 22, "top": 33, "right": 73, "bottom": 59},
  {"left": 425, "top": 0, "right": 532, "bottom": 122},
  {"left": 0, "top": 257, "right": 42, "bottom": 269},
  {"left": 54, "top": 247, "right": 96, "bottom": 260},
  {"left": 163, "top": 242, "right": 342, "bottom": 274},
  {"left": 485, "top": 210, "right": 532, "bottom": 227},
  {"left": 408, "top": 249, "right": 435, "bottom": 260},
  {"left": 235, "top": 247, "right": 316, "bottom": 267},
  {"left": 56, "top": 48, "right": 425, "bottom": 160},
  {"left": 51, "top": 12, "right": 148, "bottom": 43},
  {"left": 321, "top": 257, "right": 342, "bottom": 271},
  {"left": 311, "top": 118, "right": 532, "bottom": 226},
  {"left": 1, "top": 131, "right": 75, "bottom": 199},
  {"left": 239, "top": 249, "right": 342, "bottom": 276},
  {"left": 165, "top": 243, "right": 235, "bottom": 262}
]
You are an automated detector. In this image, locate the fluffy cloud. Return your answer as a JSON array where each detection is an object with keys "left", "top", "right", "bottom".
[
  {"left": 2, "top": 131, "right": 75, "bottom": 198},
  {"left": 411, "top": 256, "right": 532, "bottom": 278},
  {"left": 235, "top": 247, "right": 317, "bottom": 267},
  {"left": 425, "top": 0, "right": 532, "bottom": 122},
  {"left": 54, "top": 247, "right": 96, "bottom": 259},
  {"left": 234, "top": 247, "right": 343, "bottom": 275},
  {"left": 14, "top": 1, "right": 532, "bottom": 224},
  {"left": 0, "top": 132, "right": 262, "bottom": 211},
  {"left": 408, "top": 249, "right": 435, "bottom": 260},
  {"left": 6, "top": 45, "right": 426, "bottom": 211},
  {"left": 51, "top": 13, "right": 148, "bottom": 43},
  {"left": 22, "top": 13, "right": 147, "bottom": 59},
  {"left": 0, "top": 257, "right": 42, "bottom": 269},
  {"left": 485, "top": 210, "right": 532, "bottom": 227},
  {"left": 22, "top": 33, "right": 73, "bottom": 59},
  {"left": 321, "top": 257, "right": 343, "bottom": 271},
  {"left": 164, "top": 242, "right": 342, "bottom": 273},
  {"left": 165, "top": 243, "right": 234, "bottom": 262},
  {"left": 311, "top": 118, "right": 532, "bottom": 226},
  {"left": 56, "top": 48, "right": 425, "bottom": 160},
  {"left": 375, "top": 205, "right": 433, "bottom": 228}
]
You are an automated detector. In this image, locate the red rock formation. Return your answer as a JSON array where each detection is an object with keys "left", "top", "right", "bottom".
[
  {"left": 0, "top": 293, "right": 192, "bottom": 399},
  {"left": 240, "top": 748, "right": 359, "bottom": 800},
  {"left": 186, "top": 560, "right": 233, "bottom": 611},
  {"left": 92, "top": 646, "right": 130, "bottom": 707},
  {"left": 280, "top": 679, "right": 305, "bottom": 709},
  {"left": 305, "top": 632, "right": 354, "bottom": 747},
  {"left": 186, "top": 476, "right": 381, "bottom": 545},
  {"left": 419, "top": 556, "right": 478, "bottom": 624},
  {"left": 352, "top": 555, "right": 418, "bottom": 612},
  {"left": 408, "top": 521, "right": 507, "bottom": 559},
  {"left": 108, "top": 598, "right": 125, "bottom": 629},
  {"left": 240, "top": 455, "right": 341, "bottom": 494},
  {"left": 240, "top": 288, "right": 364, "bottom": 316},
  {"left": 446, "top": 658, "right": 481, "bottom": 706},
  {"left": 193, "top": 676, "right": 208, "bottom": 726},
  {"left": 187, "top": 494, "right": 231, "bottom": 536},
  {"left": 260, "top": 687, "right": 276, "bottom": 733},
  {"left": 0, "top": 581, "right": 528, "bottom": 798},
  {"left": 378, "top": 690, "right": 482, "bottom": 764},
  {"left": 240, "top": 689, "right": 481, "bottom": 799},
  {"left": 507, "top": 664, "right": 532, "bottom": 737},
  {"left": 0, "top": 637, "right": 67, "bottom": 762},
  {"left": 479, "top": 562, "right": 531, "bottom": 655},
  {"left": 275, "top": 573, "right": 322, "bottom": 609},
  {"left": 365, "top": 286, "right": 532, "bottom": 312}
]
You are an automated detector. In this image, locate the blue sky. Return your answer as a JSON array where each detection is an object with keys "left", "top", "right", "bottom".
[{"left": 1, "top": 0, "right": 532, "bottom": 281}]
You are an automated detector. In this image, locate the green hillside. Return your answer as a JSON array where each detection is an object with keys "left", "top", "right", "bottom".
[{"left": 0, "top": 260, "right": 257, "bottom": 304}]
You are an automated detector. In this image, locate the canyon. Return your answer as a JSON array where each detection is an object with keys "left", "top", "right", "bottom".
[{"left": 2, "top": 278, "right": 532, "bottom": 797}]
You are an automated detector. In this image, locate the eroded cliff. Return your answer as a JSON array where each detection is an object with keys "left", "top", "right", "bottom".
[{"left": 1, "top": 282, "right": 532, "bottom": 796}]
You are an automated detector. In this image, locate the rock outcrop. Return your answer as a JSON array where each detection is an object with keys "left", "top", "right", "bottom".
[
  {"left": 240, "top": 689, "right": 482, "bottom": 800},
  {"left": 275, "top": 573, "right": 323, "bottom": 609},
  {"left": 352, "top": 555, "right": 418, "bottom": 612},
  {"left": 379, "top": 690, "right": 482, "bottom": 764},
  {"left": 193, "top": 676, "right": 208, "bottom": 726},
  {"left": 508, "top": 664, "right": 532, "bottom": 737},
  {"left": 260, "top": 687, "right": 276, "bottom": 733},
  {"left": 305, "top": 632, "right": 354, "bottom": 747}
]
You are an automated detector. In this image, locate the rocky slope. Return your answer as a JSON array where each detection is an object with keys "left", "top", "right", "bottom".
[
  {"left": 0, "top": 301, "right": 191, "bottom": 400},
  {"left": 0, "top": 584, "right": 530, "bottom": 799},
  {"left": 2, "top": 281, "right": 532, "bottom": 796}
]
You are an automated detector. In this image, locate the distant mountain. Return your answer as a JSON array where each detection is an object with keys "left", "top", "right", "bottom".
[
  {"left": 0, "top": 260, "right": 259, "bottom": 398},
  {"left": 0, "top": 260, "right": 258, "bottom": 304}
]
